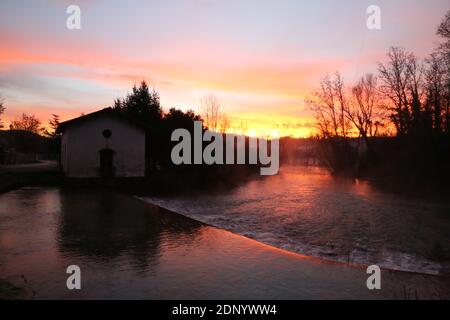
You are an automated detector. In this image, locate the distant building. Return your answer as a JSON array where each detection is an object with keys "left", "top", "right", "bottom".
[{"left": 56, "top": 108, "right": 146, "bottom": 178}]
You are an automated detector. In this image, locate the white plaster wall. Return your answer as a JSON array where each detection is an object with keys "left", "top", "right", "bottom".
[{"left": 62, "top": 115, "right": 145, "bottom": 178}]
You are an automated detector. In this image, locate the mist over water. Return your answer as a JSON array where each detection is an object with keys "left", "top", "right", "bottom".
[{"left": 143, "top": 165, "right": 450, "bottom": 275}]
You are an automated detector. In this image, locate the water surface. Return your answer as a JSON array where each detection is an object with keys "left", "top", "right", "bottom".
[
  {"left": 0, "top": 187, "right": 449, "bottom": 299},
  {"left": 143, "top": 166, "right": 450, "bottom": 275}
]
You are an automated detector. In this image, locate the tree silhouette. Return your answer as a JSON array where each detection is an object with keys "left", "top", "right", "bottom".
[
  {"left": 425, "top": 53, "right": 445, "bottom": 134},
  {"left": 160, "top": 108, "right": 203, "bottom": 167},
  {"left": 305, "top": 11, "right": 450, "bottom": 180},
  {"left": 436, "top": 11, "right": 450, "bottom": 134},
  {"left": 114, "top": 81, "right": 162, "bottom": 125},
  {"left": 43, "top": 114, "right": 60, "bottom": 138},
  {"left": 0, "top": 95, "right": 5, "bottom": 129},
  {"left": 437, "top": 11, "right": 450, "bottom": 49},
  {"left": 10, "top": 113, "right": 43, "bottom": 134},
  {"left": 347, "top": 74, "right": 384, "bottom": 139},
  {"left": 305, "top": 72, "right": 352, "bottom": 139},
  {"left": 201, "top": 94, "right": 229, "bottom": 133},
  {"left": 164, "top": 108, "right": 202, "bottom": 129},
  {"left": 377, "top": 47, "right": 415, "bottom": 136}
]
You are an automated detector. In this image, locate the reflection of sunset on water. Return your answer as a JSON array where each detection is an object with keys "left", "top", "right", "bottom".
[
  {"left": 1, "top": 187, "right": 449, "bottom": 299},
  {"left": 144, "top": 166, "right": 450, "bottom": 276}
]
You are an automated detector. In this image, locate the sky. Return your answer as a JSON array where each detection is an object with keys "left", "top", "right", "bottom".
[{"left": 0, "top": 0, "right": 448, "bottom": 137}]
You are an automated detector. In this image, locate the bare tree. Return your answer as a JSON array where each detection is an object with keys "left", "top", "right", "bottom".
[
  {"left": 437, "top": 10, "right": 450, "bottom": 53},
  {"left": 201, "top": 94, "right": 229, "bottom": 133},
  {"left": 305, "top": 72, "right": 352, "bottom": 138},
  {"left": 219, "top": 114, "right": 231, "bottom": 133},
  {"left": 0, "top": 95, "right": 5, "bottom": 129},
  {"left": 436, "top": 10, "right": 450, "bottom": 133},
  {"left": 407, "top": 53, "right": 425, "bottom": 131},
  {"left": 305, "top": 73, "right": 359, "bottom": 173},
  {"left": 424, "top": 53, "right": 446, "bottom": 133},
  {"left": 377, "top": 47, "right": 414, "bottom": 136},
  {"left": 346, "top": 74, "right": 383, "bottom": 139},
  {"left": 10, "top": 113, "right": 43, "bottom": 134}
]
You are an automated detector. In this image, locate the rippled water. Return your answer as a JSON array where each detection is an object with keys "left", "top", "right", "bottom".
[
  {"left": 0, "top": 186, "right": 449, "bottom": 299},
  {"left": 142, "top": 166, "right": 450, "bottom": 275}
]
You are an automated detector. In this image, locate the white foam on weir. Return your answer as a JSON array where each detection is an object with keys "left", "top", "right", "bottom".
[{"left": 137, "top": 195, "right": 445, "bottom": 276}]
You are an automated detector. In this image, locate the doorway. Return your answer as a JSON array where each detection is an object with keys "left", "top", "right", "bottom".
[{"left": 99, "top": 148, "right": 115, "bottom": 177}]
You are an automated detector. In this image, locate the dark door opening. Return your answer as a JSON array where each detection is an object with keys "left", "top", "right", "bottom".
[{"left": 99, "top": 148, "right": 115, "bottom": 178}]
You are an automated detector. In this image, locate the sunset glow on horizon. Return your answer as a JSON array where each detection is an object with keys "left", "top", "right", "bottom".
[{"left": 1, "top": 0, "right": 448, "bottom": 137}]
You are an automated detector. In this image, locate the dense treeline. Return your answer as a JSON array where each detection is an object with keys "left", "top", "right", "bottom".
[{"left": 306, "top": 11, "right": 450, "bottom": 188}]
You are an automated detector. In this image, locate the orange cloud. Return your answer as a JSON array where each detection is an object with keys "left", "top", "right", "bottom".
[{"left": 0, "top": 26, "right": 355, "bottom": 137}]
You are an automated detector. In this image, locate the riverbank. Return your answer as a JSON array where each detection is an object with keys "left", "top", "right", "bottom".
[{"left": 0, "top": 187, "right": 448, "bottom": 299}]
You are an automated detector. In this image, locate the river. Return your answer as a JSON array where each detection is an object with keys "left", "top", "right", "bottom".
[{"left": 142, "top": 165, "right": 450, "bottom": 275}]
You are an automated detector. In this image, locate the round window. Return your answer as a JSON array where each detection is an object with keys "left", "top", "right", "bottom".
[{"left": 102, "top": 129, "right": 112, "bottom": 138}]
